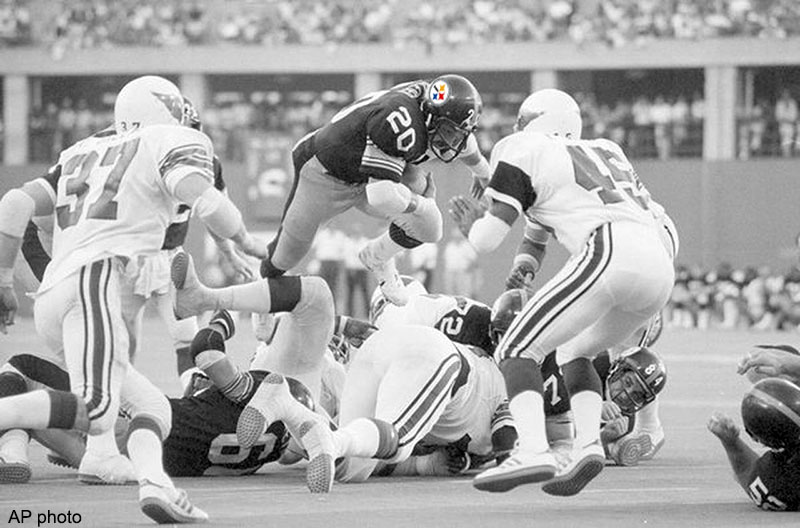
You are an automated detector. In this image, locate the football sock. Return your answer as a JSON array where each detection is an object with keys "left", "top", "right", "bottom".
[
  {"left": 194, "top": 350, "right": 254, "bottom": 403},
  {"left": 85, "top": 428, "right": 121, "bottom": 456},
  {"left": 570, "top": 391, "right": 603, "bottom": 447},
  {"left": 634, "top": 397, "right": 662, "bottom": 434},
  {"left": 0, "top": 429, "right": 29, "bottom": 462},
  {"left": 333, "top": 418, "right": 397, "bottom": 459},
  {"left": 127, "top": 424, "right": 172, "bottom": 488},
  {"left": 508, "top": 391, "right": 550, "bottom": 453},
  {"left": 367, "top": 232, "right": 405, "bottom": 263},
  {"left": 0, "top": 390, "right": 65, "bottom": 431}
]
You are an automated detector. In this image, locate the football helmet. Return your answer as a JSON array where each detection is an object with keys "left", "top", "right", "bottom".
[
  {"left": 742, "top": 377, "right": 800, "bottom": 451},
  {"left": 286, "top": 377, "right": 315, "bottom": 411},
  {"left": 114, "top": 75, "right": 186, "bottom": 133},
  {"left": 606, "top": 347, "right": 667, "bottom": 414},
  {"left": 515, "top": 88, "right": 582, "bottom": 139},
  {"left": 183, "top": 96, "right": 202, "bottom": 131},
  {"left": 368, "top": 275, "right": 427, "bottom": 324},
  {"left": 422, "top": 74, "right": 482, "bottom": 162},
  {"left": 489, "top": 288, "right": 531, "bottom": 346}
]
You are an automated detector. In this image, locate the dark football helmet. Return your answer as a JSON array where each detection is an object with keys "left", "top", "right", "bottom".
[
  {"left": 422, "top": 74, "right": 482, "bottom": 162},
  {"left": 489, "top": 288, "right": 531, "bottom": 346},
  {"left": 606, "top": 347, "right": 667, "bottom": 414},
  {"left": 742, "top": 377, "right": 800, "bottom": 451}
]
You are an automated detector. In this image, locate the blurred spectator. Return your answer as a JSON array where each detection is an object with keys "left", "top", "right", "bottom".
[
  {"left": 343, "top": 230, "right": 371, "bottom": 320},
  {"left": 313, "top": 227, "right": 347, "bottom": 311},
  {"left": 775, "top": 89, "right": 798, "bottom": 157},
  {"left": 404, "top": 243, "right": 438, "bottom": 292},
  {"left": 443, "top": 229, "right": 480, "bottom": 297},
  {"left": 737, "top": 98, "right": 768, "bottom": 159}
]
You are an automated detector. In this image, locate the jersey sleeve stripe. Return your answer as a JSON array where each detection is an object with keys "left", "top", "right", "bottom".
[
  {"left": 361, "top": 138, "right": 405, "bottom": 180},
  {"left": 159, "top": 145, "right": 212, "bottom": 176}
]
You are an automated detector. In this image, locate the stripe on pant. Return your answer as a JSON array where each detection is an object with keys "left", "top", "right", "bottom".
[
  {"left": 79, "top": 259, "right": 115, "bottom": 421},
  {"left": 500, "top": 224, "right": 613, "bottom": 360},
  {"left": 393, "top": 353, "right": 461, "bottom": 448}
]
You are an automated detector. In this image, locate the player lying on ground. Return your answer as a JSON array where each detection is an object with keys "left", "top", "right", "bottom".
[{"left": 708, "top": 373, "right": 800, "bottom": 511}]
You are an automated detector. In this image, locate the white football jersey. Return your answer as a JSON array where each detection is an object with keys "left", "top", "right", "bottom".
[
  {"left": 39, "top": 125, "right": 214, "bottom": 293},
  {"left": 485, "top": 131, "right": 659, "bottom": 256}
]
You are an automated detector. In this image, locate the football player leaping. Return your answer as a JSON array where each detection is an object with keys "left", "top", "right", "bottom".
[
  {"left": 0, "top": 75, "right": 263, "bottom": 523},
  {"left": 449, "top": 88, "right": 676, "bottom": 496},
  {"left": 259, "top": 75, "right": 491, "bottom": 307}
]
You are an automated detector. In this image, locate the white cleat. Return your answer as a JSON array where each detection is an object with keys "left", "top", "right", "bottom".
[
  {"left": 639, "top": 427, "right": 665, "bottom": 461},
  {"left": 139, "top": 480, "right": 208, "bottom": 524},
  {"left": 473, "top": 449, "right": 557, "bottom": 493},
  {"left": 606, "top": 432, "right": 652, "bottom": 467},
  {"left": 77, "top": 452, "right": 137, "bottom": 486},
  {"left": 237, "top": 373, "right": 336, "bottom": 493},
  {"left": 170, "top": 251, "right": 213, "bottom": 320},
  {"left": 358, "top": 248, "right": 408, "bottom": 306},
  {"left": 542, "top": 440, "right": 605, "bottom": 496}
]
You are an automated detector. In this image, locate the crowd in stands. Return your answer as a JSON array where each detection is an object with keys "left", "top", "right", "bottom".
[
  {"left": 666, "top": 261, "right": 800, "bottom": 332},
  {"left": 737, "top": 88, "right": 800, "bottom": 158},
  {"left": 2, "top": 0, "right": 800, "bottom": 51}
]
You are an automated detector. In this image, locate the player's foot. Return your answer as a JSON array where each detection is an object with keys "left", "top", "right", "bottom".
[
  {"left": 358, "top": 247, "right": 408, "bottom": 306},
  {"left": 77, "top": 452, "right": 137, "bottom": 485},
  {"left": 171, "top": 251, "right": 214, "bottom": 319},
  {"left": 47, "top": 452, "right": 77, "bottom": 469},
  {"left": 606, "top": 432, "right": 652, "bottom": 467},
  {"left": 472, "top": 449, "right": 557, "bottom": 493},
  {"left": 237, "top": 373, "right": 336, "bottom": 493},
  {"left": 542, "top": 440, "right": 605, "bottom": 497},
  {"left": 0, "top": 456, "right": 31, "bottom": 484},
  {"left": 139, "top": 479, "right": 208, "bottom": 524},
  {"left": 638, "top": 427, "right": 665, "bottom": 461},
  {"left": 208, "top": 309, "right": 236, "bottom": 339}
]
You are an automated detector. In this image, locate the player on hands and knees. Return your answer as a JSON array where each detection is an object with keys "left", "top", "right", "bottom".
[
  {"left": 0, "top": 75, "right": 259, "bottom": 523},
  {"left": 259, "top": 75, "right": 488, "bottom": 307},
  {"left": 449, "top": 88, "right": 675, "bottom": 496}
]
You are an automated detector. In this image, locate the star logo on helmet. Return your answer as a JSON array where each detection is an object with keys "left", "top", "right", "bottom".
[
  {"left": 151, "top": 91, "right": 184, "bottom": 122},
  {"left": 429, "top": 82, "right": 449, "bottom": 106}
]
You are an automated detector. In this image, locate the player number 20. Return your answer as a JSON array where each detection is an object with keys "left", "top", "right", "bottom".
[{"left": 386, "top": 106, "right": 416, "bottom": 152}]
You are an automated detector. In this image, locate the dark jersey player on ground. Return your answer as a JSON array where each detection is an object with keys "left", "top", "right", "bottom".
[{"left": 260, "top": 74, "right": 491, "bottom": 308}]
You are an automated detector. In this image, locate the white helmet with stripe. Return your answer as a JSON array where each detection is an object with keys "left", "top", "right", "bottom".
[
  {"left": 114, "top": 75, "right": 186, "bottom": 133},
  {"left": 515, "top": 88, "right": 582, "bottom": 139}
]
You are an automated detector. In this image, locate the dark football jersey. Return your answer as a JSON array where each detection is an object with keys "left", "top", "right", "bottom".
[
  {"left": 542, "top": 351, "right": 571, "bottom": 416},
  {"left": 310, "top": 82, "right": 430, "bottom": 185},
  {"left": 163, "top": 370, "right": 288, "bottom": 477},
  {"left": 162, "top": 155, "right": 225, "bottom": 250},
  {"left": 433, "top": 296, "right": 494, "bottom": 352},
  {"left": 744, "top": 451, "right": 800, "bottom": 511}
]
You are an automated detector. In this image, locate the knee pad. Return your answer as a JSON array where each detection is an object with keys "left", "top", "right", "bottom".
[
  {"left": 403, "top": 199, "right": 443, "bottom": 243},
  {"left": 189, "top": 327, "right": 226, "bottom": 363},
  {"left": 0, "top": 369, "right": 27, "bottom": 398}
]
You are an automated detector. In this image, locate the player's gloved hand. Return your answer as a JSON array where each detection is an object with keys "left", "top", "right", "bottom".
[
  {"left": 707, "top": 411, "right": 740, "bottom": 445},
  {"left": 443, "top": 445, "right": 471, "bottom": 475},
  {"left": 448, "top": 195, "right": 487, "bottom": 239},
  {"left": 505, "top": 260, "right": 537, "bottom": 292}
]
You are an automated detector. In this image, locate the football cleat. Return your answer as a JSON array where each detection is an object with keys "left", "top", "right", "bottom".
[
  {"left": 358, "top": 248, "right": 408, "bottom": 306},
  {"left": 139, "top": 479, "right": 208, "bottom": 524},
  {"left": 47, "top": 452, "right": 77, "bottom": 469},
  {"left": 237, "top": 373, "right": 335, "bottom": 493},
  {"left": 639, "top": 427, "right": 665, "bottom": 461},
  {"left": 605, "top": 432, "right": 652, "bottom": 467},
  {"left": 77, "top": 452, "right": 137, "bottom": 486},
  {"left": 541, "top": 441, "right": 605, "bottom": 496},
  {"left": 472, "top": 449, "right": 557, "bottom": 493},
  {"left": 171, "top": 251, "right": 214, "bottom": 320},
  {"left": 0, "top": 457, "right": 31, "bottom": 484},
  {"left": 0, "top": 431, "right": 31, "bottom": 484}
]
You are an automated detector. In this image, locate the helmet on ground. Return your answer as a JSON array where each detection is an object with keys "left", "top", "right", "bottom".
[
  {"left": 422, "top": 74, "right": 482, "bottom": 162},
  {"left": 369, "top": 275, "right": 427, "bottom": 324},
  {"left": 606, "top": 347, "right": 667, "bottom": 414},
  {"left": 114, "top": 75, "right": 186, "bottom": 133},
  {"left": 742, "top": 377, "right": 800, "bottom": 451},
  {"left": 489, "top": 288, "right": 531, "bottom": 346},
  {"left": 515, "top": 88, "right": 582, "bottom": 139}
]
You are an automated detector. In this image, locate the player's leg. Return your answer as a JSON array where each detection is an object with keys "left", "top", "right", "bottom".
[
  {"left": 0, "top": 363, "right": 31, "bottom": 483},
  {"left": 357, "top": 192, "right": 443, "bottom": 306},
  {"left": 262, "top": 154, "right": 358, "bottom": 278},
  {"left": 154, "top": 292, "right": 200, "bottom": 393}
]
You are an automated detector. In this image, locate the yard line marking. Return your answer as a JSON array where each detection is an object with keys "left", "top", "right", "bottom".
[{"left": 582, "top": 487, "right": 699, "bottom": 494}]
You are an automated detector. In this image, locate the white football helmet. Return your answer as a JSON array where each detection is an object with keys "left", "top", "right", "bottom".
[
  {"left": 368, "top": 275, "right": 427, "bottom": 324},
  {"left": 515, "top": 88, "right": 582, "bottom": 139},
  {"left": 114, "top": 75, "right": 186, "bottom": 133}
]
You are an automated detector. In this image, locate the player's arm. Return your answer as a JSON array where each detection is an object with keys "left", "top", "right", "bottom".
[
  {"left": 738, "top": 345, "right": 800, "bottom": 384},
  {"left": 458, "top": 134, "right": 491, "bottom": 199},
  {"left": 506, "top": 219, "right": 550, "bottom": 292},
  {"left": 707, "top": 412, "right": 761, "bottom": 490},
  {"left": 0, "top": 178, "right": 56, "bottom": 333}
]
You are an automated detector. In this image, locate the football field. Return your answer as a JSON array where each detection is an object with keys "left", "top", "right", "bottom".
[{"left": 1, "top": 317, "right": 798, "bottom": 527}]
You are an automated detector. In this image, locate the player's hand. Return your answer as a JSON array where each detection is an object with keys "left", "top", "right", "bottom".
[
  {"left": 443, "top": 445, "right": 471, "bottom": 475},
  {"left": 737, "top": 345, "right": 800, "bottom": 383},
  {"left": 470, "top": 174, "right": 489, "bottom": 200},
  {"left": 448, "top": 195, "right": 487, "bottom": 239},
  {"left": 0, "top": 286, "right": 18, "bottom": 335},
  {"left": 707, "top": 412, "right": 740, "bottom": 444},
  {"left": 601, "top": 401, "right": 623, "bottom": 422},
  {"left": 221, "top": 247, "right": 256, "bottom": 282},
  {"left": 505, "top": 260, "right": 537, "bottom": 292},
  {"left": 421, "top": 172, "right": 437, "bottom": 199}
]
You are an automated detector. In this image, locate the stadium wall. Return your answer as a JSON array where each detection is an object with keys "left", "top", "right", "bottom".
[{"left": 5, "top": 158, "right": 800, "bottom": 305}]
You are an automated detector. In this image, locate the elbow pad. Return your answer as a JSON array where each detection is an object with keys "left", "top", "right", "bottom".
[
  {"left": 366, "top": 179, "right": 413, "bottom": 216},
  {"left": 0, "top": 188, "right": 36, "bottom": 238},
  {"left": 193, "top": 187, "right": 244, "bottom": 240},
  {"left": 468, "top": 214, "right": 510, "bottom": 253}
]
